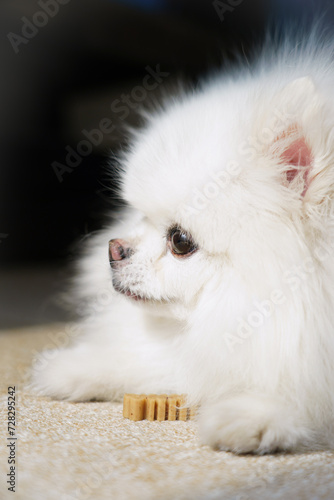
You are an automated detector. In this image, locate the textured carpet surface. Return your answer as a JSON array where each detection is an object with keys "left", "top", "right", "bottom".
[{"left": 1, "top": 324, "right": 334, "bottom": 500}]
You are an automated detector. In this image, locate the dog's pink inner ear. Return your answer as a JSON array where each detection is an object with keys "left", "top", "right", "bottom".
[{"left": 279, "top": 133, "right": 313, "bottom": 196}]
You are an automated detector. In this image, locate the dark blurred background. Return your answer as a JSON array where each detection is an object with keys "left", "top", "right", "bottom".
[{"left": 0, "top": 0, "right": 333, "bottom": 328}]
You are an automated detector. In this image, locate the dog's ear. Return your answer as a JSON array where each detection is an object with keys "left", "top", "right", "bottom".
[
  {"left": 266, "top": 76, "right": 333, "bottom": 201},
  {"left": 272, "top": 124, "right": 313, "bottom": 197}
]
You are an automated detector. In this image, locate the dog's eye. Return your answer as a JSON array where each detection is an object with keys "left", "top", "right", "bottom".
[{"left": 168, "top": 228, "right": 197, "bottom": 257}]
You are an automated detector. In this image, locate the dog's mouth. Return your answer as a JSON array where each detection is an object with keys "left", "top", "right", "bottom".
[
  {"left": 121, "top": 289, "right": 146, "bottom": 302},
  {"left": 112, "top": 280, "right": 147, "bottom": 302}
]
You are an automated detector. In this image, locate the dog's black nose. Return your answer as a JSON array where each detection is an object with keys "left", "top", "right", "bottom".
[{"left": 109, "top": 239, "right": 133, "bottom": 263}]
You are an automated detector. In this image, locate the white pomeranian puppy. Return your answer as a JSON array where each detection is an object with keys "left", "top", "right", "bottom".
[{"left": 32, "top": 32, "right": 334, "bottom": 454}]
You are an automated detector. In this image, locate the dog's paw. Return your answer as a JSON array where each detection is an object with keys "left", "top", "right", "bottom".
[
  {"left": 29, "top": 345, "right": 117, "bottom": 401},
  {"left": 199, "top": 395, "right": 311, "bottom": 454}
]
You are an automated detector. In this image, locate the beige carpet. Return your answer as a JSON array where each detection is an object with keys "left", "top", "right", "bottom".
[{"left": 1, "top": 324, "right": 334, "bottom": 500}]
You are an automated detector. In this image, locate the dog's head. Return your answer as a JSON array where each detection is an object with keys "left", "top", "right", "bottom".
[{"left": 109, "top": 76, "right": 334, "bottom": 322}]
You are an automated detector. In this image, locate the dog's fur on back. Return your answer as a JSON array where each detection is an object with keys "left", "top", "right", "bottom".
[{"left": 32, "top": 30, "right": 334, "bottom": 454}]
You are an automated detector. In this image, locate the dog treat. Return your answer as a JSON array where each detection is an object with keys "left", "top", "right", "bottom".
[{"left": 123, "top": 393, "right": 196, "bottom": 421}]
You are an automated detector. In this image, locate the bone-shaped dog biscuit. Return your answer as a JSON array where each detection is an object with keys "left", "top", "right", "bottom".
[{"left": 123, "top": 394, "right": 196, "bottom": 421}]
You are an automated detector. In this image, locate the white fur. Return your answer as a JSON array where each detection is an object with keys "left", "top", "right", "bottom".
[{"left": 31, "top": 33, "right": 334, "bottom": 454}]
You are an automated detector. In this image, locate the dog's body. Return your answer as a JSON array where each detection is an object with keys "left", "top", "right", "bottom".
[{"left": 33, "top": 33, "right": 334, "bottom": 453}]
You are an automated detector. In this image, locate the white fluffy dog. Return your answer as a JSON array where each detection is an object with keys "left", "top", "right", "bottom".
[{"left": 32, "top": 33, "right": 334, "bottom": 454}]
